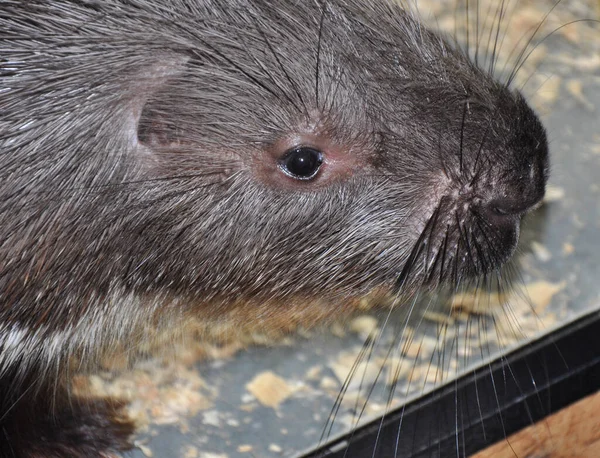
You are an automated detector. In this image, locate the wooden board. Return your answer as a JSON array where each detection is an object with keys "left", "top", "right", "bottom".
[{"left": 472, "top": 390, "right": 600, "bottom": 458}]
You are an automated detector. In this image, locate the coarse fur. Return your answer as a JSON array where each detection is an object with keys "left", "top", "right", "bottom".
[{"left": 0, "top": 1, "right": 548, "bottom": 456}]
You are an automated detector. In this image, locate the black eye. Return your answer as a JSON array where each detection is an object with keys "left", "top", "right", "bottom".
[{"left": 278, "top": 146, "right": 323, "bottom": 180}]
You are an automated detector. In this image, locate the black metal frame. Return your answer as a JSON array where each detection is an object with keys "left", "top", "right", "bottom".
[{"left": 302, "top": 311, "right": 600, "bottom": 458}]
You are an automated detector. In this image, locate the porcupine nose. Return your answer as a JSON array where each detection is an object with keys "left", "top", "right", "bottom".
[{"left": 476, "top": 89, "right": 549, "bottom": 226}]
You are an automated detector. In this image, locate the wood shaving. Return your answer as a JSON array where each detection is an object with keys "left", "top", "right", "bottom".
[
  {"left": 566, "top": 79, "right": 595, "bottom": 111},
  {"left": 450, "top": 290, "right": 506, "bottom": 315},
  {"left": 531, "top": 241, "right": 553, "bottom": 262},
  {"left": 137, "top": 443, "right": 154, "bottom": 457},
  {"left": 553, "top": 53, "right": 600, "bottom": 73},
  {"left": 544, "top": 185, "right": 566, "bottom": 202},
  {"left": 73, "top": 362, "right": 213, "bottom": 429},
  {"left": 562, "top": 243, "right": 575, "bottom": 255},
  {"left": 531, "top": 75, "right": 561, "bottom": 111},
  {"left": 348, "top": 315, "right": 379, "bottom": 339},
  {"left": 319, "top": 376, "right": 339, "bottom": 391},
  {"left": 329, "top": 351, "right": 381, "bottom": 390},
  {"left": 384, "top": 357, "right": 412, "bottom": 386},
  {"left": 245, "top": 371, "right": 294, "bottom": 409},
  {"left": 268, "top": 444, "right": 283, "bottom": 453},
  {"left": 516, "top": 281, "right": 567, "bottom": 314},
  {"left": 182, "top": 446, "right": 199, "bottom": 458}
]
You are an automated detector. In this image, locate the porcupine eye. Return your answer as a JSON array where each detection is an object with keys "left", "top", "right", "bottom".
[{"left": 278, "top": 146, "right": 323, "bottom": 180}]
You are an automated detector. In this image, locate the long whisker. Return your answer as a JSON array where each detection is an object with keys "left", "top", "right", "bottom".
[
  {"left": 319, "top": 333, "right": 374, "bottom": 444},
  {"left": 504, "top": 0, "right": 563, "bottom": 86},
  {"left": 395, "top": 204, "right": 441, "bottom": 290}
]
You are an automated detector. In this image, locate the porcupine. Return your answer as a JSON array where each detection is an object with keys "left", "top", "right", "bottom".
[{"left": 0, "top": 1, "right": 548, "bottom": 456}]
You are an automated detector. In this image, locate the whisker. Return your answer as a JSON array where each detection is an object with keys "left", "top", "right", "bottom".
[
  {"left": 505, "top": 0, "right": 563, "bottom": 86},
  {"left": 319, "top": 333, "right": 374, "bottom": 445},
  {"left": 458, "top": 97, "right": 469, "bottom": 176},
  {"left": 485, "top": 0, "right": 509, "bottom": 76},
  {"left": 251, "top": 18, "right": 308, "bottom": 116},
  {"left": 315, "top": 1, "right": 328, "bottom": 110}
]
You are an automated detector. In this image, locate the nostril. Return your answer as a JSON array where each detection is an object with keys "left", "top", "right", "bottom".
[
  {"left": 486, "top": 193, "right": 542, "bottom": 218},
  {"left": 489, "top": 198, "right": 524, "bottom": 216},
  {"left": 490, "top": 204, "right": 510, "bottom": 216}
]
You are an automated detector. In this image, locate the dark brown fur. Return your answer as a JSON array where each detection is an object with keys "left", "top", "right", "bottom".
[{"left": 0, "top": 1, "right": 548, "bottom": 456}]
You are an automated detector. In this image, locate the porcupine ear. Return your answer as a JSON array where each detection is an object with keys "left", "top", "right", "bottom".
[
  {"left": 131, "top": 55, "right": 190, "bottom": 153},
  {"left": 133, "top": 53, "right": 244, "bottom": 182}
]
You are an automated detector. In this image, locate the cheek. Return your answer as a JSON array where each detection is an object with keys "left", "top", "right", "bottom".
[{"left": 397, "top": 175, "right": 452, "bottom": 244}]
